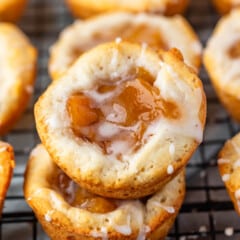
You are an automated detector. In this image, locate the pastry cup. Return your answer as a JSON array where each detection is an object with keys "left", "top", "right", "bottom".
[
  {"left": 0, "top": 141, "right": 15, "bottom": 211},
  {"left": 49, "top": 12, "right": 202, "bottom": 80},
  {"left": 218, "top": 133, "right": 240, "bottom": 215},
  {"left": 65, "top": 0, "right": 189, "bottom": 19},
  {"left": 24, "top": 144, "right": 185, "bottom": 240},
  {"left": 212, "top": 0, "right": 240, "bottom": 14},
  {"left": 35, "top": 42, "right": 206, "bottom": 199},
  {"left": 0, "top": 23, "right": 37, "bottom": 135},
  {"left": 204, "top": 9, "right": 240, "bottom": 122},
  {"left": 0, "top": 0, "right": 28, "bottom": 22}
]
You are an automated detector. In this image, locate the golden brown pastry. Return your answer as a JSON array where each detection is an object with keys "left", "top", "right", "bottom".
[
  {"left": 204, "top": 9, "right": 240, "bottom": 122},
  {"left": 65, "top": 0, "right": 189, "bottom": 18},
  {"left": 24, "top": 144, "right": 185, "bottom": 240},
  {"left": 218, "top": 133, "right": 240, "bottom": 215},
  {"left": 0, "top": 141, "right": 15, "bottom": 211},
  {"left": 35, "top": 42, "right": 206, "bottom": 199},
  {"left": 0, "top": 23, "right": 37, "bottom": 135},
  {"left": 212, "top": 0, "right": 240, "bottom": 14},
  {"left": 49, "top": 12, "right": 202, "bottom": 80},
  {"left": 0, "top": 0, "right": 28, "bottom": 22}
]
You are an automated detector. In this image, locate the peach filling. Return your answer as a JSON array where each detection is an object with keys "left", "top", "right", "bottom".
[
  {"left": 122, "top": 23, "right": 167, "bottom": 50},
  {"left": 228, "top": 40, "right": 240, "bottom": 58},
  {"left": 71, "top": 24, "right": 167, "bottom": 63},
  {"left": 55, "top": 170, "right": 117, "bottom": 213},
  {"left": 67, "top": 67, "right": 180, "bottom": 160}
]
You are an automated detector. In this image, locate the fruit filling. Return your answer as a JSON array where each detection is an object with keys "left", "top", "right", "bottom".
[
  {"left": 67, "top": 67, "right": 180, "bottom": 160},
  {"left": 228, "top": 40, "right": 240, "bottom": 58},
  {"left": 54, "top": 170, "right": 117, "bottom": 213},
  {"left": 71, "top": 23, "right": 167, "bottom": 64}
]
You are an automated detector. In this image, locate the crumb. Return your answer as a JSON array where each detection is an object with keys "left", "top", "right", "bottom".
[
  {"left": 167, "top": 164, "right": 174, "bottom": 175},
  {"left": 224, "top": 227, "right": 234, "bottom": 236},
  {"left": 199, "top": 225, "right": 207, "bottom": 233}
]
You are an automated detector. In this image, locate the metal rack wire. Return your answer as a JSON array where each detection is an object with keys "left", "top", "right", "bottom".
[{"left": 1, "top": 0, "right": 240, "bottom": 239}]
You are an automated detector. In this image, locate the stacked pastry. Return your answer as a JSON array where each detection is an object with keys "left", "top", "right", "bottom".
[{"left": 25, "top": 39, "right": 206, "bottom": 239}]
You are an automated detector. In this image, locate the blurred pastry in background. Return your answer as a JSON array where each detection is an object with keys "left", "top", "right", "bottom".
[
  {"left": 218, "top": 133, "right": 240, "bottom": 215},
  {"left": 0, "top": 0, "right": 28, "bottom": 22},
  {"left": 65, "top": 0, "right": 189, "bottom": 19},
  {"left": 49, "top": 12, "right": 202, "bottom": 80},
  {"left": 212, "top": 0, "right": 240, "bottom": 14},
  {"left": 0, "top": 141, "right": 15, "bottom": 212},
  {"left": 0, "top": 23, "right": 37, "bottom": 136},
  {"left": 24, "top": 144, "right": 186, "bottom": 240},
  {"left": 204, "top": 9, "right": 240, "bottom": 122}
]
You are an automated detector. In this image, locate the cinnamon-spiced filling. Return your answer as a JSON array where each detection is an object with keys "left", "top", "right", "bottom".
[
  {"left": 228, "top": 40, "right": 240, "bottom": 58},
  {"left": 54, "top": 170, "right": 117, "bottom": 213},
  {"left": 67, "top": 67, "right": 180, "bottom": 160}
]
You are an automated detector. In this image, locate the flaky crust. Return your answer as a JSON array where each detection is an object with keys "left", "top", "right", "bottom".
[
  {"left": 65, "top": 0, "right": 189, "bottom": 18},
  {"left": 0, "top": 0, "right": 28, "bottom": 22},
  {"left": 218, "top": 133, "right": 240, "bottom": 215},
  {"left": 24, "top": 144, "right": 185, "bottom": 240},
  {"left": 0, "top": 23, "right": 37, "bottom": 135},
  {"left": 203, "top": 9, "right": 240, "bottom": 122},
  {"left": 0, "top": 141, "right": 15, "bottom": 212},
  {"left": 212, "top": 0, "right": 240, "bottom": 14},
  {"left": 35, "top": 42, "right": 206, "bottom": 199},
  {"left": 49, "top": 12, "right": 202, "bottom": 80}
]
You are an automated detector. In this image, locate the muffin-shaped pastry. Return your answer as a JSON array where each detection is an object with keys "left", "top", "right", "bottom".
[
  {"left": 0, "top": 0, "right": 28, "bottom": 22},
  {"left": 49, "top": 12, "right": 202, "bottom": 80},
  {"left": 24, "top": 144, "right": 186, "bottom": 240},
  {"left": 204, "top": 9, "right": 240, "bottom": 122},
  {"left": 65, "top": 0, "right": 189, "bottom": 19},
  {"left": 212, "top": 0, "right": 240, "bottom": 14},
  {"left": 35, "top": 42, "right": 206, "bottom": 199},
  {"left": 0, "top": 23, "right": 37, "bottom": 135},
  {"left": 0, "top": 141, "right": 15, "bottom": 211},
  {"left": 218, "top": 133, "right": 240, "bottom": 215}
]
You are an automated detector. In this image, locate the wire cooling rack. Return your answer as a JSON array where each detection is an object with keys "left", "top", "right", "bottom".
[{"left": 1, "top": 0, "right": 240, "bottom": 239}]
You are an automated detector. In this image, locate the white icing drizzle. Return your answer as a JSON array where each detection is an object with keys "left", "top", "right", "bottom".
[
  {"left": 90, "top": 227, "right": 108, "bottom": 240},
  {"left": 113, "top": 215, "right": 132, "bottom": 236},
  {"left": 106, "top": 104, "right": 127, "bottom": 123},
  {"left": 115, "top": 37, "right": 122, "bottom": 44},
  {"left": 137, "top": 225, "right": 151, "bottom": 240},
  {"left": 152, "top": 201, "right": 175, "bottom": 214},
  {"left": 110, "top": 49, "right": 119, "bottom": 68},
  {"left": 154, "top": 62, "right": 203, "bottom": 143},
  {"left": 222, "top": 174, "right": 230, "bottom": 182},
  {"left": 235, "top": 189, "right": 240, "bottom": 199},
  {"left": 167, "top": 164, "right": 174, "bottom": 175},
  {"left": 45, "top": 115, "right": 64, "bottom": 129},
  {"left": 98, "top": 122, "right": 120, "bottom": 138},
  {"left": 169, "top": 143, "right": 175, "bottom": 156},
  {"left": 218, "top": 158, "right": 230, "bottom": 164},
  {"left": 45, "top": 210, "right": 54, "bottom": 222}
]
